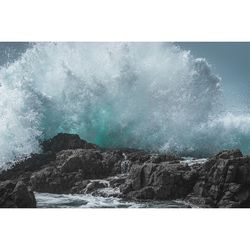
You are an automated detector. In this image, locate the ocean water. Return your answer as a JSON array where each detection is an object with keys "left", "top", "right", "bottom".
[
  {"left": 1, "top": 42, "right": 250, "bottom": 167},
  {"left": 35, "top": 192, "right": 191, "bottom": 208}
]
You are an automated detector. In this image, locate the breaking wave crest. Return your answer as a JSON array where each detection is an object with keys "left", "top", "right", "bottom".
[{"left": 0, "top": 42, "right": 249, "bottom": 166}]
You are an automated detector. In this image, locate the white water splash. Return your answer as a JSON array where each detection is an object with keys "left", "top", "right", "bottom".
[
  {"left": 0, "top": 42, "right": 249, "bottom": 166},
  {"left": 35, "top": 192, "right": 190, "bottom": 208}
]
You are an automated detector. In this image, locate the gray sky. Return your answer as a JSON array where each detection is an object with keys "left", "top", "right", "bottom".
[
  {"left": 177, "top": 42, "right": 250, "bottom": 111},
  {"left": 0, "top": 42, "right": 30, "bottom": 66}
]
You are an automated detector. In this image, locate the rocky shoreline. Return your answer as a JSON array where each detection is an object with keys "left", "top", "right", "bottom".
[{"left": 1, "top": 133, "right": 250, "bottom": 208}]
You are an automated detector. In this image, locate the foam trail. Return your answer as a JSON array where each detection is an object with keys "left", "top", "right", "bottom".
[{"left": 0, "top": 42, "right": 249, "bottom": 167}]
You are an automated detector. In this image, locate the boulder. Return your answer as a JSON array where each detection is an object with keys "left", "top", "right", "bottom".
[
  {"left": 59, "top": 149, "right": 104, "bottom": 175},
  {"left": 12, "top": 181, "right": 36, "bottom": 208},
  {"left": 0, "top": 180, "right": 36, "bottom": 208},
  {"left": 30, "top": 149, "right": 113, "bottom": 194},
  {"left": 120, "top": 162, "right": 198, "bottom": 200},
  {"left": 186, "top": 149, "right": 250, "bottom": 207},
  {"left": 0, "top": 151, "right": 56, "bottom": 183},
  {"left": 30, "top": 166, "right": 74, "bottom": 193}
]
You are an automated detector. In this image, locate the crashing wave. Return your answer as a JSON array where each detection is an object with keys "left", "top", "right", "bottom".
[{"left": 0, "top": 42, "right": 249, "bottom": 166}]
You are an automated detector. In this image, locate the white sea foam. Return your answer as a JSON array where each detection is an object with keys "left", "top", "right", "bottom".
[{"left": 35, "top": 192, "right": 190, "bottom": 208}]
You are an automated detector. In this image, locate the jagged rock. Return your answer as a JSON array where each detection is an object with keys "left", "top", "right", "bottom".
[
  {"left": 42, "top": 133, "right": 97, "bottom": 153},
  {"left": 0, "top": 151, "right": 56, "bottom": 183},
  {"left": 215, "top": 149, "right": 243, "bottom": 159},
  {"left": 127, "top": 186, "right": 156, "bottom": 200},
  {"left": 0, "top": 180, "right": 36, "bottom": 208},
  {"left": 120, "top": 162, "right": 198, "bottom": 200},
  {"left": 120, "top": 148, "right": 250, "bottom": 207},
  {"left": 12, "top": 181, "right": 36, "bottom": 208},
  {"left": 30, "top": 166, "right": 73, "bottom": 193},
  {"left": 108, "top": 174, "right": 127, "bottom": 188},
  {"left": 2, "top": 132, "right": 250, "bottom": 208},
  {"left": 186, "top": 149, "right": 250, "bottom": 207},
  {"left": 100, "top": 150, "right": 124, "bottom": 175},
  {"left": 59, "top": 149, "right": 104, "bottom": 175},
  {"left": 30, "top": 149, "right": 114, "bottom": 194}
]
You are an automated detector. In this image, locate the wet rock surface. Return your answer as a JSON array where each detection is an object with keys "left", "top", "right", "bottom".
[
  {"left": 41, "top": 133, "right": 97, "bottom": 153},
  {"left": 1, "top": 133, "right": 250, "bottom": 208},
  {"left": 186, "top": 149, "right": 250, "bottom": 208},
  {"left": 120, "top": 163, "right": 197, "bottom": 200},
  {"left": 0, "top": 180, "right": 36, "bottom": 208}
]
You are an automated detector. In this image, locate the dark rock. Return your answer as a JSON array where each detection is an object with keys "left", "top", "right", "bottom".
[
  {"left": 30, "top": 167, "right": 71, "bottom": 193},
  {"left": 119, "top": 148, "right": 250, "bottom": 207},
  {"left": 0, "top": 151, "right": 56, "bottom": 183},
  {"left": 127, "top": 186, "right": 156, "bottom": 200},
  {"left": 215, "top": 149, "right": 243, "bottom": 159},
  {"left": 0, "top": 180, "right": 36, "bottom": 208},
  {"left": 101, "top": 150, "right": 124, "bottom": 175},
  {"left": 59, "top": 149, "right": 104, "bottom": 175},
  {"left": 120, "top": 162, "right": 198, "bottom": 200},
  {"left": 2, "top": 132, "right": 250, "bottom": 208},
  {"left": 108, "top": 174, "right": 127, "bottom": 188},
  {"left": 42, "top": 133, "right": 97, "bottom": 153},
  {"left": 186, "top": 149, "right": 250, "bottom": 208},
  {"left": 30, "top": 149, "right": 113, "bottom": 194},
  {"left": 12, "top": 181, "right": 36, "bottom": 208}
]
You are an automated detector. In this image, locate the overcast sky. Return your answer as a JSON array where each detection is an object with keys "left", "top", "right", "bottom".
[{"left": 177, "top": 42, "right": 250, "bottom": 110}]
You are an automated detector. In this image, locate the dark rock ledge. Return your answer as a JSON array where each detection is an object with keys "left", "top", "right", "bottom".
[
  {"left": 0, "top": 180, "right": 36, "bottom": 208},
  {"left": 0, "top": 133, "right": 250, "bottom": 208}
]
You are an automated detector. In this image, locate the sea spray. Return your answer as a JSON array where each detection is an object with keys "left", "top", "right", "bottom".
[{"left": 0, "top": 42, "right": 249, "bottom": 167}]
